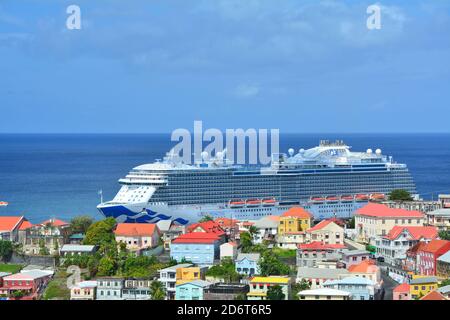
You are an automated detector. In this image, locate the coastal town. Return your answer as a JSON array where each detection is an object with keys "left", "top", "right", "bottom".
[{"left": 1, "top": 190, "right": 450, "bottom": 301}]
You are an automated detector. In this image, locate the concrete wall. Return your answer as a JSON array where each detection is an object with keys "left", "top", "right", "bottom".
[{"left": 6, "top": 252, "right": 56, "bottom": 268}]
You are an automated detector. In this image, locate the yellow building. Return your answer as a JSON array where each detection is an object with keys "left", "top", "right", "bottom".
[
  {"left": 175, "top": 267, "right": 205, "bottom": 285},
  {"left": 278, "top": 207, "right": 313, "bottom": 236},
  {"left": 247, "top": 276, "right": 290, "bottom": 300},
  {"left": 409, "top": 275, "right": 438, "bottom": 299}
]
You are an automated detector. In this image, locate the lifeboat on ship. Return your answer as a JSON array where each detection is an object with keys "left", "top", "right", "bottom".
[
  {"left": 355, "top": 194, "right": 369, "bottom": 201},
  {"left": 340, "top": 195, "right": 354, "bottom": 202},
  {"left": 326, "top": 196, "right": 339, "bottom": 203},
  {"left": 229, "top": 200, "right": 245, "bottom": 208},
  {"left": 246, "top": 199, "right": 262, "bottom": 207},
  {"left": 310, "top": 196, "right": 326, "bottom": 204},
  {"left": 370, "top": 193, "right": 386, "bottom": 201},
  {"left": 0, "top": 201, "right": 8, "bottom": 207},
  {"left": 262, "top": 198, "right": 276, "bottom": 206}
]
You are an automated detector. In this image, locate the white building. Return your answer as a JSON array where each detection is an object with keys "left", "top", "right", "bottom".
[
  {"left": 220, "top": 242, "right": 237, "bottom": 261},
  {"left": 158, "top": 263, "right": 193, "bottom": 300},
  {"left": 253, "top": 216, "right": 279, "bottom": 244}
]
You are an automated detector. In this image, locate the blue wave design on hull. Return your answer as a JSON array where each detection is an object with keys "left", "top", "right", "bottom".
[{"left": 98, "top": 205, "right": 189, "bottom": 225}]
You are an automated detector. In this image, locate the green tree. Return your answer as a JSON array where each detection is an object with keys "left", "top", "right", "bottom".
[
  {"left": 234, "top": 293, "right": 247, "bottom": 300},
  {"left": 438, "top": 230, "right": 450, "bottom": 241},
  {"left": 439, "top": 278, "right": 450, "bottom": 287},
  {"left": 348, "top": 216, "right": 355, "bottom": 229},
  {"left": 122, "top": 255, "right": 157, "bottom": 278},
  {"left": 39, "top": 239, "right": 50, "bottom": 256},
  {"left": 240, "top": 232, "right": 253, "bottom": 253},
  {"left": 83, "top": 217, "right": 116, "bottom": 246},
  {"left": 248, "top": 225, "right": 258, "bottom": 237},
  {"left": 267, "top": 285, "right": 285, "bottom": 300},
  {"left": 388, "top": 189, "right": 413, "bottom": 201},
  {"left": 199, "top": 215, "right": 214, "bottom": 223},
  {"left": 258, "top": 250, "right": 290, "bottom": 276},
  {"left": 150, "top": 280, "right": 166, "bottom": 300},
  {"left": 206, "top": 257, "right": 240, "bottom": 282},
  {"left": 97, "top": 256, "right": 116, "bottom": 276},
  {"left": 0, "top": 240, "right": 13, "bottom": 262},
  {"left": 70, "top": 215, "right": 94, "bottom": 234},
  {"left": 290, "top": 279, "right": 311, "bottom": 299}
]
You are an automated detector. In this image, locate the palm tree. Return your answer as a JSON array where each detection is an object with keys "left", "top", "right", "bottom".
[{"left": 150, "top": 280, "right": 166, "bottom": 300}]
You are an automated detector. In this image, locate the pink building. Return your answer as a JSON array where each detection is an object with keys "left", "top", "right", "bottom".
[
  {"left": 393, "top": 283, "right": 410, "bottom": 300},
  {"left": 417, "top": 240, "right": 450, "bottom": 276},
  {"left": 0, "top": 270, "right": 53, "bottom": 300}
]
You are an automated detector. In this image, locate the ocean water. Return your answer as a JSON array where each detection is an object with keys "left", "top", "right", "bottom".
[{"left": 0, "top": 133, "right": 449, "bottom": 223}]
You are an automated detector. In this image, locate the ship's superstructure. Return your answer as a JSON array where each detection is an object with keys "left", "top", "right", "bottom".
[{"left": 97, "top": 140, "right": 417, "bottom": 224}]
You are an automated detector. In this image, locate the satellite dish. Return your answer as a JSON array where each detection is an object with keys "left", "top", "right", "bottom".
[
  {"left": 366, "top": 149, "right": 373, "bottom": 154},
  {"left": 375, "top": 149, "right": 382, "bottom": 155},
  {"left": 201, "top": 151, "right": 208, "bottom": 160},
  {"left": 216, "top": 151, "right": 223, "bottom": 160},
  {"left": 288, "top": 148, "right": 294, "bottom": 156},
  {"left": 299, "top": 148, "right": 305, "bottom": 154}
]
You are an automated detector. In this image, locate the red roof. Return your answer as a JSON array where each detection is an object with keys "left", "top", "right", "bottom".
[
  {"left": 297, "top": 241, "right": 346, "bottom": 250},
  {"left": 307, "top": 220, "right": 336, "bottom": 232},
  {"left": 18, "top": 220, "right": 33, "bottom": 230},
  {"left": 280, "top": 207, "right": 313, "bottom": 219},
  {"left": 419, "top": 239, "right": 450, "bottom": 255},
  {"left": 385, "top": 226, "right": 438, "bottom": 241},
  {"left": 172, "top": 232, "right": 220, "bottom": 244},
  {"left": 214, "top": 218, "right": 239, "bottom": 228},
  {"left": 407, "top": 241, "right": 427, "bottom": 255},
  {"left": 187, "top": 221, "right": 225, "bottom": 236},
  {"left": 393, "top": 283, "right": 410, "bottom": 293},
  {"left": 40, "top": 219, "right": 69, "bottom": 227},
  {"left": 420, "top": 291, "right": 447, "bottom": 300},
  {"left": 114, "top": 223, "right": 159, "bottom": 237},
  {"left": 0, "top": 216, "right": 25, "bottom": 232},
  {"left": 356, "top": 203, "right": 424, "bottom": 218},
  {"left": 348, "top": 260, "right": 378, "bottom": 273}
]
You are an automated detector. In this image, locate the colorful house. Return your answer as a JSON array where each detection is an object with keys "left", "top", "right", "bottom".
[
  {"left": 296, "top": 242, "right": 345, "bottom": 268},
  {"left": 420, "top": 290, "right": 448, "bottom": 300},
  {"left": 323, "top": 276, "right": 377, "bottom": 300},
  {"left": 158, "top": 263, "right": 193, "bottom": 300},
  {"left": 341, "top": 249, "right": 371, "bottom": 268},
  {"left": 409, "top": 276, "right": 438, "bottom": 299},
  {"left": 20, "top": 218, "right": 71, "bottom": 255},
  {"left": 235, "top": 253, "right": 260, "bottom": 276},
  {"left": 247, "top": 276, "right": 290, "bottom": 300},
  {"left": 374, "top": 226, "right": 438, "bottom": 266},
  {"left": 175, "top": 280, "right": 211, "bottom": 300},
  {"left": 403, "top": 242, "right": 426, "bottom": 273},
  {"left": 296, "top": 267, "right": 350, "bottom": 289},
  {"left": 114, "top": 223, "right": 161, "bottom": 252},
  {"left": 170, "top": 232, "right": 220, "bottom": 266},
  {"left": 278, "top": 207, "right": 313, "bottom": 236},
  {"left": 70, "top": 281, "right": 97, "bottom": 300},
  {"left": 176, "top": 266, "right": 206, "bottom": 285},
  {"left": 0, "top": 216, "right": 28, "bottom": 242},
  {"left": 187, "top": 221, "right": 226, "bottom": 242},
  {"left": 306, "top": 219, "right": 344, "bottom": 245},
  {"left": 0, "top": 269, "right": 53, "bottom": 300},
  {"left": 393, "top": 283, "right": 411, "bottom": 300},
  {"left": 96, "top": 277, "right": 124, "bottom": 300},
  {"left": 347, "top": 259, "right": 381, "bottom": 287},
  {"left": 417, "top": 239, "right": 450, "bottom": 276},
  {"left": 354, "top": 203, "right": 425, "bottom": 244}
]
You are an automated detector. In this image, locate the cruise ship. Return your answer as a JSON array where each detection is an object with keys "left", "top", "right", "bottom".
[{"left": 97, "top": 140, "right": 417, "bottom": 225}]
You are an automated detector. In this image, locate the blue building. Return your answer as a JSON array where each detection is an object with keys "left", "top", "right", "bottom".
[
  {"left": 175, "top": 280, "right": 212, "bottom": 300},
  {"left": 170, "top": 233, "right": 220, "bottom": 266},
  {"left": 235, "top": 253, "right": 261, "bottom": 276},
  {"left": 323, "top": 276, "right": 376, "bottom": 300}
]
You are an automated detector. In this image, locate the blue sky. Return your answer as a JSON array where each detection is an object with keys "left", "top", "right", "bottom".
[{"left": 1, "top": 0, "right": 450, "bottom": 133}]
